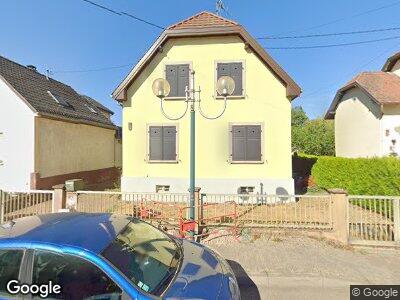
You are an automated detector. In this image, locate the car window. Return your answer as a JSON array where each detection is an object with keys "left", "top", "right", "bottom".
[
  {"left": 0, "top": 249, "right": 23, "bottom": 294},
  {"left": 102, "top": 219, "right": 181, "bottom": 296},
  {"left": 32, "top": 250, "right": 122, "bottom": 300}
]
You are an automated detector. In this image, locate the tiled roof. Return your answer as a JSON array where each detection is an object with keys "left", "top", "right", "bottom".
[
  {"left": 325, "top": 71, "right": 400, "bottom": 119},
  {"left": 0, "top": 56, "right": 115, "bottom": 129},
  {"left": 382, "top": 51, "right": 400, "bottom": 72},
  {"left": 343, "top": 71, "right": 400, "bottom": 104},
  {"left": 168, "top": 11, "right": 238, "bottom": 30},
  {"left": 113, "top": 11, "right": 301, "bottom": 100}
]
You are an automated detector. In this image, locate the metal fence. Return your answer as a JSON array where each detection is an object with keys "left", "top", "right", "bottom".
[
  {"left": 348, "top": 196, "right": 400, "bottom": 245},
  {"left": 0, "top": 189, "right": 54, "bottom": 222},
  {"left": 76, "top": 191, "right": 189, "bottom": 225},
  {"left": 75, "top": 191, "right": 334, "bottom": 230},
  {"left": 202, "top": 193, "right": 334, "bottom": 229}
]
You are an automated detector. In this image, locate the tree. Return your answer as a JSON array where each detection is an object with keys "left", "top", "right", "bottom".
[
  {"left": 291, "top": 106, "right": 308, "bottom": 127},
  {"left": 291, "top": 106, "right": 335, "bottom": 156},
  {"left": 292, "top": 119, "right": 335, "bottom": 156}
]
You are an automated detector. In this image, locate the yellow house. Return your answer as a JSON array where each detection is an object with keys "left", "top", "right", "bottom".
[{"left": 112, "top": 12, "right": 301, "bottom": 194}]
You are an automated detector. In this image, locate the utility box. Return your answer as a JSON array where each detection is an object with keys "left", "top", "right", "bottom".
[{"left": 65, "top": 179, "right": 84, "bottom": 192}]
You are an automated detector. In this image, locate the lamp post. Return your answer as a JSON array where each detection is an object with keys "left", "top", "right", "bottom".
[{"left": 152, "top": 71, "right": 235, "bottom": 226}]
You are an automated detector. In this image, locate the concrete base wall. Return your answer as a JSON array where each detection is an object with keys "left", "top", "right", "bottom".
[
  {"left": 121, "top": 176, "right": 294, "bottom": 195},
  {"left": 31, "top": 167, "right": 121, "bottom": 190}
]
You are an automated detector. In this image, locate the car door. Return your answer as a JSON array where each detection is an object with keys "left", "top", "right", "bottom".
[
  {"left": 26, "top": 249, "right": 129, "bottom": 300},
  {"left": 0, "top": 248, "right": 26, "bottom": 299}
]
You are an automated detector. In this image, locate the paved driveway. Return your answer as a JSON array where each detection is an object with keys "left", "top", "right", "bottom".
[{"left": 205, "top": 231, "right": 400, "bottom": 300}]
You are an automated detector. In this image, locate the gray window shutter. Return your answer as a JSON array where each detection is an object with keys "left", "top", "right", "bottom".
[
  {"left": 166, "top": 65, "right": 178, "bottom": 97},
  {"left": 217, "top": 63, "right": 230, "bottom": 79},
  {"left": 149, "top": 126, "right": 162, "bottom": 160},
  {"left": 230, "top": 63, "right": 243, "bottom": 96},
  {"left": 246, "top": 125, "right": 261, "bottom": 161},
  {"left": 217, "top": 63, "right": 243, "bottom": 96},
  {"left": 162, "top": 126, "right": 176, "bottom": 160},
  {"left": 177, "top": 64, "right": 189, "bottom": 97},
  {"left": 232, "top": 126, "right": 246, "bottom": 161}
]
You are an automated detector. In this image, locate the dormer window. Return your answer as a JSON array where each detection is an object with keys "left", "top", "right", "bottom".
[{"left": 47, "top": 91, "right": 72, "bottom": 108}]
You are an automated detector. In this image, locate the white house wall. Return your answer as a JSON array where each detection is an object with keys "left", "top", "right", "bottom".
[
  {"left": 381, "top": 105, "right": 400, "bottom": 156},
  {"left": 0, "top": 78, "right": 35, "bottom": 190},
  {"left": 335, "top": 88, "right": 382, "bottom": 158}
]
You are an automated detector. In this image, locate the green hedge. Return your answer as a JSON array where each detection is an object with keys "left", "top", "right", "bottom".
[{"left": 310, "top": 156, "right": 400, "bottom": 196}]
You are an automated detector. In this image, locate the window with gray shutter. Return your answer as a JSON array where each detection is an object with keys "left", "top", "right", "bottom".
[
  {"left": 166, "top": 64, "right": 189, "bottom": 98},
  {"left": 217, "top": 62, "right": 243, "bottom": 96},
  {"left": 149, "top": 126, "right": 177, "bottom": 161},
  {"left": 231, "top": 125, "right": 261, "bottom": 162}
]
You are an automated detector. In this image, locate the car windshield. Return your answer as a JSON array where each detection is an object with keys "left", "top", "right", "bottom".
[{"left": 101, "top": 219, "right": 181, "bottom": 296}]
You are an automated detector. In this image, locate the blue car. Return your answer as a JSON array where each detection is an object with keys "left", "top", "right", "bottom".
[{"left": 0, "top": 213, "right": 240, "bottom": 299}]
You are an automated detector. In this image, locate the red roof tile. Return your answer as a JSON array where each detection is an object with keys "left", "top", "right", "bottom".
[
  {"left": 343, "top": 72, "right": 400, "bottom": 104},
  {"left": 168, "top": 11, "right": 238, "bottom": 30}
]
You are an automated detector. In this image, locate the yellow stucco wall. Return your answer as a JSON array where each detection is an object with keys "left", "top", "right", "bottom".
[
  {"left": 335, "top": 88, "right": 382, "bottom": 158},
  {"left": 36, "top": 117, "right": 116, "bottom": 177},
  {"left": 123, "top": 36, "right": 292, "bottom": 184}
]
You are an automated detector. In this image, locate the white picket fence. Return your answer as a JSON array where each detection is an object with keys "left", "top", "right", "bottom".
[
  {"left": 1, "top": 188, "right": 399, "bottom": 247},
  {"left": 0, "top": 189, "right": 54, "bottom": 222}
]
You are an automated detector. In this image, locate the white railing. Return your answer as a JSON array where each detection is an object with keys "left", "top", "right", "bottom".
[
  {"left": 202, "top": 193, "right": 333, "bottom": 229},
  {"left": 0, "top": 190, "right": 54, "bottom": 223},
  {"left": 75, "top": 191, "right": 189, "bottom": 222},
  {"left": 348, "top": 195, "right": 399, "bottom": 244}
]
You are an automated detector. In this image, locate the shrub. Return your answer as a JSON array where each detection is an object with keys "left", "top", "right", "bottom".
[
  {"left": 311, "top": 156, "right": 400, "bottom": 196},
  {"left": 292, "top": 119, "right": 335, "bottom": 156}
]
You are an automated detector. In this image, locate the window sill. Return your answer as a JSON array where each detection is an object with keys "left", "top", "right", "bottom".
[
  {"left": 215, "top": 95, "right": 245, "bottom": 100},
  {"left": 164, "top": 97, "right": 186, "bottom": 101},
  {"left": 147, "top": 160, "right": 179, "bottom": 164},
  {"left": 229, "top": 160, "right": 264, "bottom": 164}
]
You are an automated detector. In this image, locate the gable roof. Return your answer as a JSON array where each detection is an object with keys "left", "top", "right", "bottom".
[
  {"left": 382, "top": 51, "right": 400, "bottom": 72},
  {"left": 112, "top": 11, "right": 301, "bottom": 101},
  {"left": 325, "top": 71, "right": 400, "bottom": 119},
  {"left": 168, "top": 11, "right": 238, "bottom": 30},
  {"left": 0, "top": 56, "right": 116, "bottom": 129}
]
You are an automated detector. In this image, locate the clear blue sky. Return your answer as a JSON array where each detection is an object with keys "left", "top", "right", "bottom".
[{"left": 1, "top": 0, "right": 399, "bottom": 125}]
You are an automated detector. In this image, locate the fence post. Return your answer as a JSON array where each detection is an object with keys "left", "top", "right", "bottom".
[
  {"left": 328, "top": 188, "right": 349, "bottom": 244},
  {"left": 194, "top": 188, "right": 202, "bottom": 233},
  {"left": 0, "top": 190, "right": 4, "bottom": 224},
  {"left": 52, "top": 184, "right": 66, "bottom": 213},
  {"left": 393, "top": 199, "right": 400, "bottom": 243}
]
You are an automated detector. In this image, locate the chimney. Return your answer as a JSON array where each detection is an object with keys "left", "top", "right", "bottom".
[{"left": 26, "top": 65, "right": 37, "bottom": 72}]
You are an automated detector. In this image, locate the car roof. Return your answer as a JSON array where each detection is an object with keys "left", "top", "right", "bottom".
[{"left": 0, "top": 213, "right": 130, "bottom": 254}]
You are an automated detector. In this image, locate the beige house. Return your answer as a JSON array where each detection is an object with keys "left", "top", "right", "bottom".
[
  {"left": 112, "top": 12, "right": 301, "bottom": 195},
  {"left": 0, "top": 56, "right": 121, "bottom": 190},
  {"left": 326, "top": 51, "right": 400, "bottom": 158}
]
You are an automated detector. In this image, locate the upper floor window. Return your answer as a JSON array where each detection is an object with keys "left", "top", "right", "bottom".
[
  {"left": 148, "top": 125, "right": 178, "bottom": 162},
  {"left": 216, "top": 62, "right": 244, "bottom": 97},
  {"left": 165, "top": 64, "right": 190, "bottom": 98},
  {"left": 230, "top": 124, "right": 262, "bottom": 163}
]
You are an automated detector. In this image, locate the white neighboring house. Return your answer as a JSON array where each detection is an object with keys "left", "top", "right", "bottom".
[
  {"left": 325, "top": 51, "right": 400, "bottom": 158},
  {"left": 0, "top": 56, "right": 121, "bottom": 191}
]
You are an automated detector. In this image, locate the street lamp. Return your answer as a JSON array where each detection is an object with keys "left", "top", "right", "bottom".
[{"left": 152, "top": 71, "right": 235, "bottom": 228}]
